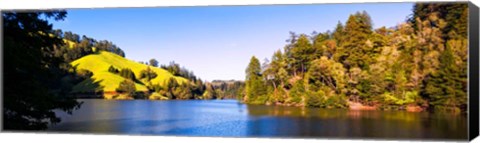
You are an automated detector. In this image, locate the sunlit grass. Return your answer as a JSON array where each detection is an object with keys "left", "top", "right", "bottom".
[{"left": 71, "top": 51, "right": 187, "bottom": 92}]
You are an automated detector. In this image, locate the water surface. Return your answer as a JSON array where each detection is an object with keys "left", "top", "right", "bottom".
[{"left": 48, "top": 99, "right": 468, "bottom": 140}]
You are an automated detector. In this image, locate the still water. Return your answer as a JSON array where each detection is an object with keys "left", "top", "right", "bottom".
[{"left": 48, "top": 99, "right": 467, "bottom": 140}]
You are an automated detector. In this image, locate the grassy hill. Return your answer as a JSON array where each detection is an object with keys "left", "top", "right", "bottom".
[{"left": 70, "top": 51, "right": 187, "bottom": 93}]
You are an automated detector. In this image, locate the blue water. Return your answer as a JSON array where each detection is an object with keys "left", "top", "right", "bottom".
[{"left": 47, "top": 99, "right": 468, "bottom": 140}]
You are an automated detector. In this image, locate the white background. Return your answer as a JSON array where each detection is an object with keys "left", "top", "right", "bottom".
[{"left": 0, "top": 0, "right": 479, "bottom": 143}]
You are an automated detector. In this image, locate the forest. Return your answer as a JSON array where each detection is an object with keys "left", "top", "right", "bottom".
[{"left": 243, "top": 3, "right": 468, "bottom": 112}]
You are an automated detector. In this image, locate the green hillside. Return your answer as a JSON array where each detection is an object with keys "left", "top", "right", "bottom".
[{"left": 70, "top": 51, "right": 187, "bottom": 92}]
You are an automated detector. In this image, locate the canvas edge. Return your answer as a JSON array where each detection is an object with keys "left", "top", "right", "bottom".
[{"left": 468, "top": 1, "right": 480, "bottom": 141}]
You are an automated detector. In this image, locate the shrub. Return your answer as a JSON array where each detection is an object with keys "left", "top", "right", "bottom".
[
  {"left": 306, "top": 91, "right": 324, "bottom": 108},
  {"left": 119, "top": 68, "right": 136, "bottom": 81},
  {"left": 108, "top": 65, "right": 119, "bottom": 74},
  {"left": 116, "top": 79, "right": 136, "bottom": 97},
  {"left": 139, "top": 67, "right": 157, "bottom": 81},
  {"left": 325, "top": 94, "right": 348, "bottom": 108},
  {"left": 288, "top": 80, "right": 305, "bottom": 104}
]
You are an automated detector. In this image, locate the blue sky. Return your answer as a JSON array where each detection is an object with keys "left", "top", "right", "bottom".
[{"left": 51, "top": 3, "right": 414, "bottom": 81}]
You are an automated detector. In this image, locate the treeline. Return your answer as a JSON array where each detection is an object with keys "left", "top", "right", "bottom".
[
  {"left": 211, "top": 80, "right": 245, "bottom": 99},
  {"left": 243, "top": 3, "right": 468, "bottom": 112},
  {"left": 51, "top": 29, "right": 125, "bottom": 64},
  {"left": 113, "top": 60, "right": 243, "bottom": 100}
]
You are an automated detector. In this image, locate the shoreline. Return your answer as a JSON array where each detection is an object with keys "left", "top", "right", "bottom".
[{"left": 74, "top": 97, "right": 465, "bottom": 113}]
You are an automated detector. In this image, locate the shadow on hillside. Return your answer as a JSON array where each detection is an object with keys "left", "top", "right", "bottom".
[
  {"left": 71, "top": 77, "right": 104, "bottom": 98},
  {"left": 68, "top": 64, "right": 105, "bottom": 98}
]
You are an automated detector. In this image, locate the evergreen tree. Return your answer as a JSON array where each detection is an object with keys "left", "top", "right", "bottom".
[
  {"left": 338, "top": 11, "right": 374, "bottom": 69},
  {"left": 422, "top": 43, "right": 466, "bottom": 112},
  {"left": 245, "top": 56, "right": 266, "bottom": 103},
  {"left": 288, "top": 79, "right": 306, "bottom": 104},
  {"left": 410, "top": 3, "right": 468, "bottom": 40},
  {"left": 332, "top": 21, "right": 345, "bottom": 45},
  {"left": 290, "top": 34, "right": 314, "bottom": 75}
]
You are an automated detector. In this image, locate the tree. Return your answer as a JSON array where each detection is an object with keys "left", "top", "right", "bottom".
[
  {"left": 409, "top": 3, "right": 468, "bottom": 40},
  {"left": 312, "top": 32, "right": 331, "bottom": 59},
  {"left": 422, "top": 43, "right": 466, "bottom": 112},
  {"left": 264, "top": 50, "right": 288, "bottom": 90},
  {"left": 64, "top": 31, "right": 80, "bottom": 43},
  {"left": 116, "top": 79, "right": 137, "bottom": 96},
  {"left": 337, "top": 11, "right": 374, "bottom": 69},
  {"left": 149, "top": 58, "right": 159, "bottom": 67},
  {"left": 290, "top": 34, "right": 314, "bottom": 75},
  {"left": 203, "top": 83, "right": 217, "bottom": 100},
  {"left": 332, "top": 21, "right": 345, "bottom": 45},
  {"left": 241, "top": 4, "right": 467, "bottom": 112},
  {"left": 288, "top": 79, "right": 305, "bottom": 104},
  {"left": 3, "top": 11, "right": 82, "bottom": 130},
  {"left": 161, "top": 61, "right": 181, "bottom": 76},
  {"left": 305, "top": 56, "right": 346, "bottom": 94},
  {"left": 164, "top": 77, "right": 180, "bottom": 99},
  {"left": 108, "top": 65, "right": 119, "bottom": 73},
  {"left": 94, "top": 40, "right": 125, "bottom": 57},
  {"left": 244, "top": 56, "right": 266, "bottom": 103},
  {"left": 139, "top": 67, "right": 157, "bottom": 81},
  {"left": 176, "top": 83, "right": 193, "bottom": 100},
  {"left": 119, "top": 68, "right": 136, "bottom": 81}
]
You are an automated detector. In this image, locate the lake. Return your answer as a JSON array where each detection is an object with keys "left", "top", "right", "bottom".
[{"left": 48, "top": 99, "right": 468, "bottom": 140}]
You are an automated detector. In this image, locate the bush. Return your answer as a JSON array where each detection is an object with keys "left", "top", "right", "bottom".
[
  {"left": 116, "top": 79, "right": 136, "bottom": 97},
  {"left": 250, "top": 95, "right": 268, "bottom": 104},
  {"left": 133, "top": 92, "right": 148, "bottom": 99},
  {"left": 325, "top": 94, "right": 348, "bottom": 108},
  {"left": 288, "top": 80, "right": 305, "bottom": 104},
  {"left": 108, "top": 65, "right": 119, "bottom": 73},
  {"left": 433, "top": 106, "right": 461, "bottom": 113},
  {"left": 119, "top": 68, "right": 136, "bottom": 81},
  {"left": 382, "top": 91, "right": 419, "bottom": 106},
  {"left": 149, "top": 92, "right": 168, "bottom": 100},
  {"left": 140, "top": 67, "right": 157, "bottom": 81},
  {"left": 306, "top": 91, "right": 324, "bottom": 108}
]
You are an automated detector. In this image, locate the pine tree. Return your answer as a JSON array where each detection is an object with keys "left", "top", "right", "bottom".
[
  {"left": 290, "top": 34, "right": 314, "bottom": 75},
  {"left": 410, "top": 3, "right": 468, "bottom": 40},
  {"left": 332, "top": 21, "right": 345, "bottom": 45},
  {"left": 339, "top": 11, "right": 374, "bottom": 69},
  {"left": 245, "top": 56, "right": 266, "bottom": 103},
  {"left": 423, "top": 42, "right": 466, "bottom": 112}
]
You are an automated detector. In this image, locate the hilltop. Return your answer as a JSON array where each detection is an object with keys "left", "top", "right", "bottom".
[{"left": 70, "top": 51, "right": 187, "bottom": 93}]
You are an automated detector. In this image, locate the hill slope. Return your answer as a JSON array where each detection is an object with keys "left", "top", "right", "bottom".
[{"left": 71, "top": 51, "right": 187, "bottom": 92}]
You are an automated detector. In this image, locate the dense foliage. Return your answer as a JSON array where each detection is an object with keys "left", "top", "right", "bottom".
[
  {"left": 3, "top": 11, "right": 82, "bottom": 130},
  {"left": 118, "top": 68, "right": 136, "bottom": 81},
  {"left": 116, "top": 79, "right": 137, "bottom": 96},
  {"left": 211, "top": 80, "right": 245, "bottom": 99},
  {"left": 52, "top": 29, "right": 125, "bottom": 59},
  {"left": 243, "top": 3, "right": 468, "bottom": 112}
]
